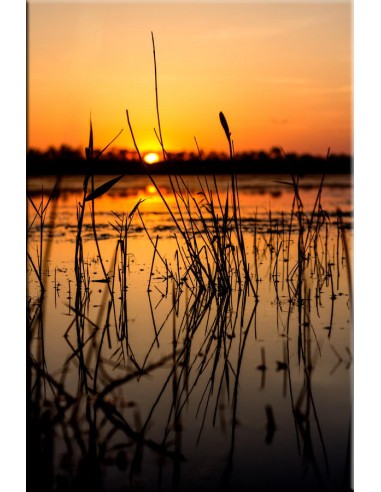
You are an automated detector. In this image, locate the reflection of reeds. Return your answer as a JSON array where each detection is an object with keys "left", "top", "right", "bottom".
[
  {"left": 265, "top": 405, "right": 276, "bottom": 444},
  {"left": 337, "top": 208, "right": 353, "bottom": 311},
  {"left": 27, "top": 177, "right": 351, "bottom": 490},
  {"left": 27, "top": 33, "right": 352, "bottom": 492},
  {"left": 27, "top": 179, "right": 60, "bottom": 293}
]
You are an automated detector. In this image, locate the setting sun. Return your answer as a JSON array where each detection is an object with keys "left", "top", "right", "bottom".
[
  {"left": 28, "top": 3, "right": 351, "bottom": 156},
  {"left": 144, "top": 152, "right": 160, "bottom": 165},
  {"left": 145, "top": 185, "right": 157, "bottom": 195},
  {"left": 26, "top": 2, "right": 353, "bottom": 490}
]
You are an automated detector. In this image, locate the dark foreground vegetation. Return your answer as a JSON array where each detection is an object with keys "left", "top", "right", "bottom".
[
  {"left": 27, "top": 32, "right": 352, "bottom": 491},
  {"left": 27, "top": 145, "right": 351, "bottom": 176}
]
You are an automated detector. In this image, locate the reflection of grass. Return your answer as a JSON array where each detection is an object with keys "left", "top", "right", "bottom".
[
  {"left": 27, "top": 180, "right": 60, "bottom": 292},
  {"left": 27, "top": 154, "right": 351, "bottom": 491},
  {"left": 27, "top": 34, "right": 352, "bottom": 492}
]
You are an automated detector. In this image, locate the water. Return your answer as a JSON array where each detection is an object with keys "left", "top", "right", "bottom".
[{"left": 27, "top": 174, "right": 352, "bottom": 491}]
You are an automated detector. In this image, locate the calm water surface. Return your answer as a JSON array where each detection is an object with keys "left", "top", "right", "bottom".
[{"left": 27, "top": 174, "right": 352, "bottom": 492}]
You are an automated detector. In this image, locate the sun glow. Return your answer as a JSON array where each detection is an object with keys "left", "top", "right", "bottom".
[
  {"left": 145, "top": 185, "right": 157, "bottom": 195},
  {"left": 28, "top": 3, "right": 351, "bottom": 155},
  {"left": 144, "top": 152, "right": 160, "bottom": 165}
]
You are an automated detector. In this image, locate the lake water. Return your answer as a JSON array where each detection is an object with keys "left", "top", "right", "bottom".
[{"left": 27, "top": 174, "right": 352, "bottom": 491}]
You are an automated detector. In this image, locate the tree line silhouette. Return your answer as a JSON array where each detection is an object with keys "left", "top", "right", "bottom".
[{"left": 27, "top": 145, "right": 351, "bottom": 176}]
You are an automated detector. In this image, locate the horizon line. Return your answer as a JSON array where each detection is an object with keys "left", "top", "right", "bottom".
[{"left": 27, "top": 145, "right": 352, "bottom": 159}]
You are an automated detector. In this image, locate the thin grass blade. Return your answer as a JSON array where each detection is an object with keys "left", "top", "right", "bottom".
[{"left": 85, "top": 116, "right": 93, "bottom": 160}]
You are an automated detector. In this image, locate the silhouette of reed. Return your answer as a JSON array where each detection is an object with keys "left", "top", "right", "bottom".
[
  {"left": 27, "top": 156, "right": 351, "bottom": 492},
  {"left": 27, "top": 32, "right": 352, "bottom": 492},
  {"left": 27, "top": 179, "right": 60, "bottom": 293}
]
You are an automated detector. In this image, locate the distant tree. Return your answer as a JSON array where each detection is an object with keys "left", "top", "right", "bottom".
[
  {"left": 117, "top": 149, "right": 128, "bottom": 161},
  {"left": 58, "top": 145, "right": 82, "bottom": 160},
  {"left": 270, "top": 146, "right": 282, "bottom": 159},
  {"left": 258, "top": 151, "right": 269, "bottom": 161},
  {"left": 27, "top": 148, "right": 42, "bottom": 158},
  {"left": 46, "top": 146, "right": 58, "bottom": 160}
]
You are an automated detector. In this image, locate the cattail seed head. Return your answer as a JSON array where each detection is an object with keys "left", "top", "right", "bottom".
[{"left": 219, "top": 111, "right": 231, "bottom": 142}]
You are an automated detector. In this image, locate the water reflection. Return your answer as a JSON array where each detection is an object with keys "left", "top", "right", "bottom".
[{"left": 27, "top": 174, "right": 352, "bottom": 491}]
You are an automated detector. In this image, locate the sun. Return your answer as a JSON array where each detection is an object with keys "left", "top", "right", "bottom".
[
  {"left": 144, "top": 152, "right": 160, "bottom": 165},
  {"left": 145, "top": 185, "right": 157, "bottom": 195}
]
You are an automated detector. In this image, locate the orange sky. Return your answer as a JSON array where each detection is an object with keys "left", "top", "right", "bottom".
[{"left": 28, "top": 1, "right": 352, "bottom": 156}]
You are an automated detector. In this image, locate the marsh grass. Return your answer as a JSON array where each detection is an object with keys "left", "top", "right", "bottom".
[
  {"left": 27, "top": 33, "right": 352, "bottom": 492},
  {"left": 27, "top": 155, "right": 351, "bottom": 492},
  {"left": 27, "top": 179, "right": 61, "bottom": 293}
]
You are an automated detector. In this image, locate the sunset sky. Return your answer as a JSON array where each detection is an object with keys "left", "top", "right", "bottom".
[{"left": 28, "top": 1, "right": 352, "bottom": 156}]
